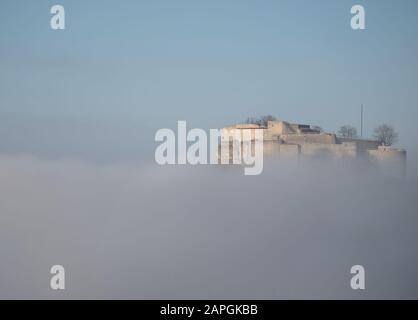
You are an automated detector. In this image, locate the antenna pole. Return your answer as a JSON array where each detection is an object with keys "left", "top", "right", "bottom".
[{"left": 361, "top": 104, "right": 363, "bottom": 137}]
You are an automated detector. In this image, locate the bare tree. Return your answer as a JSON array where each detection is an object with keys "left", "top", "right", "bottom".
[
  {"left": 373, "top": 124, "right": 398, "bottom": 146},
  {"left": 243, "top": 115, "right": 277, "bottom": 127},
  {"left": 244, "top": 117, "right": 259, "bottom": 125},
  {"left": 338, "top": 125, "right": 358, "bottom": 138},
  {"left": 312, "top": 125, "right": 324, "bottom": 133},
  {"left": 259, "top": 115, "right": 276, "bottom": 126}
]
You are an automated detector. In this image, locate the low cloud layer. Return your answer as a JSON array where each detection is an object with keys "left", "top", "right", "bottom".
[{"left": 0, "top": 155, "right": 417, "bottom": 299}]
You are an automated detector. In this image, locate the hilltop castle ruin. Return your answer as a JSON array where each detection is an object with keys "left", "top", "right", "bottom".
[{"left": 221, "top": 120, "right": 407, "bottom": 177}]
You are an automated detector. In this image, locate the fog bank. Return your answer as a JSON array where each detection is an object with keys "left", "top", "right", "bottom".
[{"left": 1, "top": 155, "right": 417, "bottom": 299}]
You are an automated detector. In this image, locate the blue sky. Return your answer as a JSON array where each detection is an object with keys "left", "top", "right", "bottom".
[{"left": 1, "top": 0, "right": 418, "bottom": 163}]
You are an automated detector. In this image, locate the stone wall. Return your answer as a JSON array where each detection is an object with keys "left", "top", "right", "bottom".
[
  {"left": 221, "top": 127, "right": 264, "bottom": 143},
  {"left": 368, "top": 146, "right": 407, "bottom": 178},
  {"left": 264, "top": 141, "right": 300, "bottom": 159},
  {"left": 300, "top": 142, "right": 358, "bottom": 159},
  {"left": 339, "top": 137, "right": 380, "bottom": 152},
  {"left": 283, "top": 133, "right": 337, "bottom": 145}
]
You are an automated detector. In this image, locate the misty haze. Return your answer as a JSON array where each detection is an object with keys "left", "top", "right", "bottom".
[
  {"left": 1, "top": 156, "right": 418, "bottom": 299},
  {"left": 1, "top": 0, "right": 418, "bottom": 300}
]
